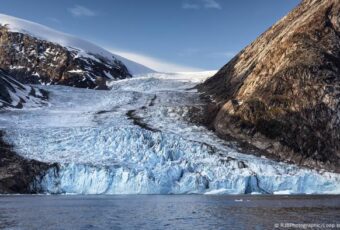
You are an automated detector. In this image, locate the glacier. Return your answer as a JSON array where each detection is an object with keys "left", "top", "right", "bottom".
[{"left": 1, "top": 72, "right": 340, "bottom": 194}]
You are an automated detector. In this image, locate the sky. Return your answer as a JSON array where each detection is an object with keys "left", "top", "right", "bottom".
[{"left": 0, "top": 0, "right": 300, "bottom": 72}]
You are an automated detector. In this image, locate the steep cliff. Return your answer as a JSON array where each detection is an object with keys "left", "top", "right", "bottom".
[{"left": 199, "top": 0, "right": 340, "bottom": 171}]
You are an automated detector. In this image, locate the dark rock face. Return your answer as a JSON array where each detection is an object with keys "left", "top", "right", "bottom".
[
  {"left": 0, "top": 68, "right": 47, "bottom": 109},
  {"left": 0, "top": 25, "right": 132, "bottom": 89},
  {"left": 0, "top": 131, "right": 56, "bottom": 193},
  {"left": 199, "top": 0, "right": 340, "bottom": 171}
]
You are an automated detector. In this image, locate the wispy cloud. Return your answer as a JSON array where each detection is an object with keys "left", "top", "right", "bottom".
[
  {"left": 182, "top": 3, "right": 200, "bottom": 10},
  {"left": 68, "top": 5, "right": 96, "bottom": 17},
  {"left": 109, "top": 49, "right": 203, "bottom": 72},
  {"left": 182, "top": 0, "right": 221, "bottom": 10},
  {"left": 202, "top": 0, "right": 222, "bottom": 9}
]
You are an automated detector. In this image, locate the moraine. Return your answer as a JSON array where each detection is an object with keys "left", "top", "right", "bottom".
[{"left": 1, "top": 72, "right": 339, "bottom": 194}]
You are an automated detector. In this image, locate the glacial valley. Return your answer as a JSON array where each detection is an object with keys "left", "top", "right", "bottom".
[{"left": 1, "top": 72, "right": 339, "bottom": 195}]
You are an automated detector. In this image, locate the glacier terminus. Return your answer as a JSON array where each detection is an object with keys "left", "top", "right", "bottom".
[{"left": 1, "top": 72, "right": 339, "bottom": 195}]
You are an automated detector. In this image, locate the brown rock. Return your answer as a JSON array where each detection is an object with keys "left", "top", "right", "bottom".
[{"left": 199, "top": 0, "right": 340, "bottom": 171}]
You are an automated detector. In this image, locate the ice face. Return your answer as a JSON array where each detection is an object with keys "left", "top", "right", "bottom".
[{"left": 2, "top": 72, "right": 340, "bottom": 194}]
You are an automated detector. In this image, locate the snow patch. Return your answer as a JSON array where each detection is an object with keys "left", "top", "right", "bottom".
[{"left": 67, "top": 69, "right": 84, "bottom": 74}]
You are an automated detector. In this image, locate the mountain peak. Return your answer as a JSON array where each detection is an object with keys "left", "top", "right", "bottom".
[
  {"left": 0, "top": 14, "right": 155, "bottom": 89},
  {"left": 0, "top": 13, "right": 155, "bottom": 75}
]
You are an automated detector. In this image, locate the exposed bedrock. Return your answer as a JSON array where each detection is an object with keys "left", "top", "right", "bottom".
[{"left": 199, "top": 0, "right": 340, "bottom": 171}]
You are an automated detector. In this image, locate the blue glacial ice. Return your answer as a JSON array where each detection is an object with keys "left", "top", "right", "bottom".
[{"left": 1, "top": 72, "right": 340, "bottom": 194}]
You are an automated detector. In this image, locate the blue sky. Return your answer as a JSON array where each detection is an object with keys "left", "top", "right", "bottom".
[{"left": 1, "top": 0, "right": 300, "bottom": 72}]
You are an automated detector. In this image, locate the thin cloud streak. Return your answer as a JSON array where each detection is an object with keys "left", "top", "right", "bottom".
[
  {"left": 182, "top": 0, "right": 221, "bottom": 10},
  {"left": 110, "top": 49, "right": 204, "bottom": 72},
  {"left": 68, "top": 5, "right": 96, "bottom": 17},
  {"left": 202, "top": 0, "right": 221, "bottom": 9},
  {"left": 182, "top": 3, "right": 200, "bottom": 10}
]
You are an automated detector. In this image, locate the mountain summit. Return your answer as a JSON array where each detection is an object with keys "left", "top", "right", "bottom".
[
  {"left": 0, "top": 14, "right": 154, "bottom": 89},
  {"left": 200, "top": 0, "right": 340, "bottom": 171}
]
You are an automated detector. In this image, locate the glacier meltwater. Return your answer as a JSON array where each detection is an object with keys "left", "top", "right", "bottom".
[{"left": 1, "top": 72, "right": 339, "bottom": 194}]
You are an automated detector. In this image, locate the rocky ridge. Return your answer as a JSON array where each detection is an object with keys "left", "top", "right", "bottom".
[{"left": 0, "top": 25, "right": 132, "bottom": 89}]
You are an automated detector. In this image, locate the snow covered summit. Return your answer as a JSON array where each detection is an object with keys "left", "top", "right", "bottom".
[{"left": 0, "top": 14, "right": 155, "bottom": 89}]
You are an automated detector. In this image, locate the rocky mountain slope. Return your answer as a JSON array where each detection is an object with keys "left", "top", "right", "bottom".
[
  {"left": 0, "top": 14, "right": 154, "bottom": 89},
  {"left": 199, "top": 0, "right": 340, "bottom": 171},
  {"left": 0, "top": 68, "right": 47, "bottom": 110}
]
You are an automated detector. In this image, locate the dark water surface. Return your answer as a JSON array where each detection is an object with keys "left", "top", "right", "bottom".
[{"left": 0, "top": 195, "right": 339, "bottom": 229}]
